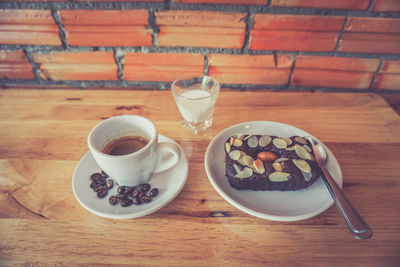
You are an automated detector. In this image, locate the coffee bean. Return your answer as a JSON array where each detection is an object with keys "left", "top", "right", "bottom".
[
  {"left": 139, "top": 192, "right": 151, "bottom": 203},
  {"left": 149, "top": 188, "right": 159, "bottom": 198},
  {"left": 90, "top": 180, "right": 98, "bottom": 189},
  {"left": 121, "top": 199, "right": 133, "bottom": 207},
  {"left": 106, "top": 179, "right": 114, "bottom": 189},
  {"left": 132, "top": 197, "right": 142, "bottom": 205},
  {"left": 131, "top": 188, "right": 140, "bottom": 199},
  {"left": 97, "top": 188, "right": 108, "bottom": 198},
  {"left": 116, "top": 193, "right": 128, "bottom": 200},
  {"left": 94, "top": 184, "right": 104, "bottom": 192},
  {"left": 95, "top": 177, "right": 106, "bottom": 186},
  {"left": 139, "top": 183, "right": 150, "bottom": 192},
  {"left": 125, "top": 186, "right": 135, "bottom": 195},
  {"left": 90, "top": 178, "right": 156, "bottom": 207},
  {"left": 109, "top": 195, "right": 118, "bottom": 205},
  {"left": 90, "top": 173, "right": 103, "bottom": 181},
  {"left": 117, "top": 186, "right": 125, "bottom": 194}
]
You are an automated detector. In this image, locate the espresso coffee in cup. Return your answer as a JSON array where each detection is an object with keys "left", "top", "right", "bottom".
[
  {"left": 103, "top": 135, "right": 149, "bottom": 156},
  {"left": 88, "top": 115, "right": 181, "bottom": 186}
]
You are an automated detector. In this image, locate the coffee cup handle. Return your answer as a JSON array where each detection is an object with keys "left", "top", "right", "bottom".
[{"left": 153, "top": 142, "right": 181, "bottom": 173}]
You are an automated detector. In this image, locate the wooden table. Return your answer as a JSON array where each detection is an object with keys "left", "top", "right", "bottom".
[{"left": 0, "top": 89, "right": 399, "bottom": 266}]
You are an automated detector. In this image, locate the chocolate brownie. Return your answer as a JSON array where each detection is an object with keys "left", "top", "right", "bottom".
[{"left": 224, "top": 135, "right": 321, "bottom": 191}]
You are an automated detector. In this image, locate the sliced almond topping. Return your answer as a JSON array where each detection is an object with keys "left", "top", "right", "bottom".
[
  {"left": 235, "top": 167, "right": 253, "bottom": 179},
  {"left": 275, "top": 157, "right": 289, "bottom": 163},
  {"left": 228, "top": 150, "right": 241, "bottom": 161},
  {"left": 257, "top": 151, "right": 279, "bottom": 161},
  {"left": 286, "top": 146, "right": 295, "bottom": 151},
  {"left": 243, "top": 134, "right": 253, "bottom": 141},
  {"left": 235, "top": 151, "right": 247, "bottom": 166},
  {"left": 233, "top": 138, "right": 243, "bottom": 147},
  {"left": 225, "top": 142, "right": 231, "bottom": 153},
  {"left": 303, "top": 145, "right": 312, "bottom": 153},
  {"left": 253, "top": 159, "right": 265, "bottom": 174},
  {"left": 273, "top": 138, "right": 288, "bottom": 149},
  {"left": 247, "top": 136, "right": 259, "bottom": 148},
  {"left": 283, "top": 137, "right": 292, "bottom": 146},
  {"left": 243, "top": 155, "right": 254, "bottom": 167},
  {"left": 272, "top": 162, "right": 283, "bottom": 172},
  {"left": 302, "top": 170, "right": 312, "bottom": 181},
  {"left": 235, "top": 133, "right": 244, "bottom": 140},
  {"left": 259, "top": 135, "right": 272, "bottom": 147},
  {"left": 305, "top": 152, "right": 315, "bottom": 161},
  {"left": 229, "top": 137, "right": 234, "bottom": 146},
  {"left": 233, "top": 163, "right": 241, "bottom": 174},
  {"left": 294, "top": 144, "right": 309, "bottom": 160},
  {"left": 292, "top": 159, "right": 311, "bottom": 173},
  {"left": 268, "top": 172, "right": 290, "bottom": 182},
  {"left": 295, "top": 136, "right": 307, "bottom": 145}
]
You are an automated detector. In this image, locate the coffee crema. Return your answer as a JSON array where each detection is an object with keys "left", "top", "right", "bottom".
[{"left": 103, "top": 135, "right": 149, "bottom": 156}]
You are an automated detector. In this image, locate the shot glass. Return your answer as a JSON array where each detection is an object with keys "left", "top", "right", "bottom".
[{"left": 171, "top": 75, "right": 220, "bottom": 134}]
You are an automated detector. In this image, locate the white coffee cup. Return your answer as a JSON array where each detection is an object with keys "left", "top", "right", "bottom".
[{"left": 87, "top": 115, "right": 181, "bottom": 186}]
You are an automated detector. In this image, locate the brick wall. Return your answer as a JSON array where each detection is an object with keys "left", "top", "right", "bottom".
[{"left": 0, "top": 0, "right": 400, "bottom": 93}]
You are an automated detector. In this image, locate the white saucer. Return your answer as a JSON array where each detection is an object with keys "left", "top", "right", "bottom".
[
  {"left": 204, "top": 121, "right": 343, "bottom": 222},
  {"left": 72, "top": 135, "right": 188, "bottom": 219}
]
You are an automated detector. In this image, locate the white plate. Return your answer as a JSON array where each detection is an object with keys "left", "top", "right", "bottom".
[
  {"left": 72, "top": 135, "right": 188, "bottom": 219},
  {"left": 204, "top": 121, "right": 343, "bottom": 221}
]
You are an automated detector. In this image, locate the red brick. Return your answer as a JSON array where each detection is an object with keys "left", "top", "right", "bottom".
[
  {"left": 295, "top": 56, "right": 380, "bottom": 72},
  {"left": 252, "top": 14, "right": 345, "bottom": 31},
  {"left": 250, "top": 31, "right": 338, "bottom": 51},
  {"left": 250, "top": 14, "right": 344, "bottom": 52},
  {"left": 124, "top": 52, "right": 204, "bottom": 82},
  {"left": 156, "top": 10, "right": 246, "bottom": 49},
  {"left": 276, "top": 54, "right": 294, "bottom": 68},
  {"left": 33, "top": 52, "right": 117, "bottom": 81},
  {"left": 381, "top": 60, "right": 400, "bottom": 73},
  {"left": 339, "top": 33, "right": 400, "bottom": 54},
  {"left": 156, "top": 10, "right": 246, "bottom": 27},
  {"left": 271, "top": 0, "right": 370, "bottom": 10},
  {"left": 33, "top": 52, "right": 113, "bottom": 64},
  {"left": 0, "top": 10, "right": 61, "bottom": 46},
  {"left": 345, "top": 17, "right": 400, "bottom": 33},
  {"left": 174, "top": 0, "right": 268, "bottom": 4},
  {"left": 60, "top": 10, "right": 152, "bottom": 47},
  {"left": 209, "top": 54, "right": 274, "bottom": 68},
  {"left": 157, "top": 28, "right": 244, "bottom": 49},
  {"left": 65, "top": 26, "right": 152, "bottom": 47},
  {"left": 339, "top": 17, "right": 400, "bottom": 54},
  {"left": 292, "top": 55, "right": 378, "bottom": 89},
  {"left": 76, "top": 0, "right": 162, "bottom": 1},
  {"left": 0, "top": 9, "right": 54, "bottom": 24},
  {"left": 60, "top": 10, "right": 148, "bottom": 25},
  {"left": 7, "top": 0, "right": 65, "bottom": 1},
  {"left": 0, "top": 50, "right": 28, "bottom": 63},
  {"left": 210, "top": 67, "right": 291, "bottom": 85},
  {"left": 0, "top": 50, "right": 34, "bottom": 79},
  {"left": 374, "top": 74, "right": 400, "bottom": 90},
  {"left": 208, "top": 54, "right": 293, "bottom": 85},
  {"left": 125, "top": 52, "right": 204, "bottom": 66},
  {"left": 374, "top": 60, "right": 400, "bottom": 90},
  {"left": 159, "top": 26, "right": 243, "bottom": 36},
  {"left": 292, "top": 69, "right": 373, "bottom": 89},
  {"left": 372, "top": 0, "right": 400, "bottom": 12},
  {"left": 209, "top": 54, "right": 293, "bottom": 68}
]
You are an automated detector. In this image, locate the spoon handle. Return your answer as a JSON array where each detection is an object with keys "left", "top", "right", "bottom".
[{"left": 319, "top": 166, "right": 373, "bottom": 240}]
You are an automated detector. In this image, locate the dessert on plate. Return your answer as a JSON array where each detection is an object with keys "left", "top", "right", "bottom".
[{"left": 224, "top": 135, "right": 321, "bottom": 191}]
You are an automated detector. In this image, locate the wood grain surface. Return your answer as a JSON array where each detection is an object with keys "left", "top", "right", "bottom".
[{"left": 0, "top": 89, "right": 399, "bottom": 266}]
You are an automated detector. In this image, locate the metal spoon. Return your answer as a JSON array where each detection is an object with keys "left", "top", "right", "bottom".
[{"left": 308, "top": 137, "right": 373, "bottom": 240}]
